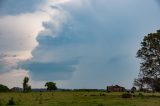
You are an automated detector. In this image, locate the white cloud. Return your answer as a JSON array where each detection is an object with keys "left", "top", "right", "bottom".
[
  {"left": 21, "top": 0, "right": 160, "bottom": 89},
  {"left": 0, "top": 0, "right": 72, "bottom": 88},
  {"left": 1, "top": 0, "right": 160, "bottom": 89},
  {"left": 0, "top": 69, "right": 29, "bottom": 88},
  {"left": 0, "top": 11, "right": 50, "bottom": 54}
]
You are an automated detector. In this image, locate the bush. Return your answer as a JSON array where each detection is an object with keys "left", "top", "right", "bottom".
[
  {"left": 99, "top": 93, "right": 106, "bottom": 96},
  {"left": 6, "top": 97, "right": 16, "bottom": 105},
  {"left": 138, "top": 93, "right": 144, "bottom": 97},
  {"left": 97, "top": 103, "right": 105, "bottom": 106},
  {"left": 0, "top": 84, "right": 9, "bottom": 92},
  {"left": 122, "top": 93, "right": 132, "bottom": 98}
]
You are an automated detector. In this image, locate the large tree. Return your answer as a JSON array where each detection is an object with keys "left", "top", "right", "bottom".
[
  {"left": 23, "top": 76, "right": 31, "bottom": 92},
  {"left": 45, "top": 82, "right": 57, "bottom": 91},
  {"left": 0, "top": 84, "right": 9, "bottom": 92},
  {"left": 137, "top": 30, "right": 160, "bottom": 91},
  {"left": 133, "top": 78, "right": 144, "bottom": 91}
]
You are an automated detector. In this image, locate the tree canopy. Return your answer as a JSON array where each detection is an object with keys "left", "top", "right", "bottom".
[
  {"left": 137, "top": 30, "right": 160, "bottom": 78},
  {"left": 136, "top": 30, "right": 160, "bottom": 92},
  {"left": 23, "top": 76, "right": 31, "bottom": 92},
  {"left": 45, "top": 82, "right": 57, "bottom": 91},
  {"left": 0, "top": 84, "right": 9, "bottom": 92}
]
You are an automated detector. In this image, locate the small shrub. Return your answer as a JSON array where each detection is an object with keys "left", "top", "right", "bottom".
[
  {"left": 138, "top": 93, "right": 143, "bottom": 96},
  {"left": 97, "top": 103, "right": 105, "bottom": 106},
  {"left": 122, "top": 93, "right": 132, "bottom": 98},
  {"left": 132, "top": 94, "right": 136, "bottom": 97},
  {"left": 6, "top": 97, "right": 16, "bottom": 105},
  {"left": 138, "top": 93, "right": 144, "bottom": 98},
  {"left": 100, "top": 93, "right": 106, "bottom": 96}
]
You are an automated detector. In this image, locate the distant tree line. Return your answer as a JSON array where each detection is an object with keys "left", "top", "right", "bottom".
[
  {"left": 0, "top": 77, "right": 58, "bottom": 92},
  {"left": 72, "top": 89, "right": 105, "bottom": 92}
]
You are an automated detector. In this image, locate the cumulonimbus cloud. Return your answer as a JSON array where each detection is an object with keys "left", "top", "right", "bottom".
[
  {"left": 20, "top": 0, "right": 160, "bottom": 88},
  {"left": 0, "top": 0, "right": 50, "bottom": 74},
  {"left": 1, "top": 0, "right": 160, "bottom": 88},
  {"left": 0, "top": 0, "right": 52, "bottom": 88},
  {"left": 0, "top": 0, "right": 45, "bottom": 15}
]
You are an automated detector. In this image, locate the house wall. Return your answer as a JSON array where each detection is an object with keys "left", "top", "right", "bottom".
[{"left": 107, "top": 86, "right": 125, "bottom": 92}]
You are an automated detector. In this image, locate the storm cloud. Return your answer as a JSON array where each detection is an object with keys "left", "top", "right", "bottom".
[
  {"left": 1, "top": 0, "right": 160, "bottom": 88},
  {"left": 0, "top": 0, "right": 45, "bottom": 15},
  {"left": 18, "top": 0, "right": 160, "bottom": 88},
  {"left": 0, "top": 0, "right": 49, "bottom": 85}
]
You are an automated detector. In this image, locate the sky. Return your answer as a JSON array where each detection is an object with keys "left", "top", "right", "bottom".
[{"left": 0, "top": 0, "right": 160, "bottom": 89}]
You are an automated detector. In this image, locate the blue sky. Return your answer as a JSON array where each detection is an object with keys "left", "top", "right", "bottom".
[{"left": 0, "top": 0, "right": 160, "bottom": 89}]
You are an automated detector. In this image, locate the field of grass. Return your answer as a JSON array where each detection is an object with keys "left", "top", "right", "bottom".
[{"left": 0, "top": 91, "right": 160, "bottom": 106}]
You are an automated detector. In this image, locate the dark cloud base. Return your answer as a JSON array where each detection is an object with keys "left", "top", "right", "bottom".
[{"left": 18, "top": 58, "right": 79, "bottom": 81}]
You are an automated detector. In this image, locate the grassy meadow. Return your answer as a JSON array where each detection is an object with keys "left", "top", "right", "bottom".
[{"left": 0, "top": 92, "right": 160, "bottom": 106}]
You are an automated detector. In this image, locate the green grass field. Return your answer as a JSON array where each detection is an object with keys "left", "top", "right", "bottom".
[{"left": 0, "top": 92, "right": 160, "bottom": 106}]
